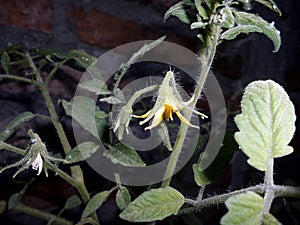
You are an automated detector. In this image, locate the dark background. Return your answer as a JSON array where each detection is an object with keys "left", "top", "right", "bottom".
[{"left": 0, "top": 0, "right": 300, "bottom": 224}]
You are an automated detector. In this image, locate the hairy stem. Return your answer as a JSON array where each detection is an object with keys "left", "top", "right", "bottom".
[
  {"left": 161, "top": 25, "right": 221, "bottom": 187},
  {"left": 263, "top": 156, "right": 275, "bottom": 214},
  {"left": 26, "top": 54, "right": 98, "bottom": 222},
  {"left": 182, "top": 184, "right": 300, "bottom": 214},
  {"left": 0, "top": 201, "right": 73, "bottom": 225}
]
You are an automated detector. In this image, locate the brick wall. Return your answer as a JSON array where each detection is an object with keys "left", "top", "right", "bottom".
[{"left": 0, "top": 0, "right": 196, "bottom": 54}]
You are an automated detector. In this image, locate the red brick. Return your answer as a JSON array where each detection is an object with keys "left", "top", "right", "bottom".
[
  {"left": 66, "top": 6, "right": 196, "bottom": 50},
  {"left": 0, "top": 0, "right": 52, "bottom": 33}
]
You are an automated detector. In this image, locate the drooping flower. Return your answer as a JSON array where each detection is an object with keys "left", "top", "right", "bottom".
[
  {"left": 133, "top": 71, "right": 207, "bottom": 130},
  {"left": 0, "top": 129, "right": 68, "bottom": 178}
]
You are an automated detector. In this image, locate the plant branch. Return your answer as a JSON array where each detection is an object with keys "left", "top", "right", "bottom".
[
  {"left": 161, "top": 25, "right": 221, "bottom": 187},
  {"left": 182, "top": 184, "right": 300, "bottom": 214},
  {"left": 0, "top": 201, "right": 73, "bottom": 225},
  {"left": 0, "top": 74, "right": 37, "bottom": 84}
]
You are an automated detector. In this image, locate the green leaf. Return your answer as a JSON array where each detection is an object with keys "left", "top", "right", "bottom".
[
  {"left": 220, "top": 7, "right": 235, "bottom": 28},
  {"left": 194, "top": 0, "right": 209, "bottom": 20},
  {"left": 221, "top": 191, "right": 281, "bottom": 225},
  {"left": 65, "top": 142, "right": 100, "bottom": 164},
  {"left": 254, "top": 0, "right": 282, "bottom": 15},
  {"left": 8, "top": 192, "right": 22, "bottom": 210},
  {"left": 116, "top": 187, "right": 131, "bottom": 210},
  {"left": 61, "top": 96, "right": 107, "bottom": 139},
  {"left": 67, "top": 50, "right": 103, "bottom": 80},
  {"left": 100, "top": 89, "right": 125, "bottom": 104},
  {"left": 193, "top": 131, "right": 236, "bottom": 186},
  {"left": 0, "top": 112, "right": 36, "bottom": 141},
  {"left": 221, "top": 25, "right": 263, "bottom": 40},
  {"left": 67, "top": 50, "right": 96, "bottom": 69},
  {"left": 118, "top": 36, "right": 166, "bottom": 73},
  {"left": 103, "top": 143, "right": 146, "bottom": 167},
  {"left": 120, "top": 186, "right": 185, "bottom": 222},
  {"left": 234, "top": 11, "right": 281, "bottom": 52},
  {"left": 191, "top": 21, "right": 208, "bottom": 29},
  {"left": 1, "top": 51, "right": 11, "bottom": 74},
  {"left": 64, "top": 195, "right": 82, "bottom": 210},
  {"left": 81, "top": 190, "right": 110, "bottom": 220},
  {"left": 79, "top": 79, "right": 110, "bottom": 95},
  {"left": 164, "top": 0, "right": 194, "bottom": 24},
  {"left": 234, "top": 80, "right": 296, "bottom": 171}
]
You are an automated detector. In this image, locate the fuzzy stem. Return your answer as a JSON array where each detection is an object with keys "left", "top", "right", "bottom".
[
  {"left": 263, "top": 156, "right": 275, "bottom": 214},
  {"left": 26, "top": 54, "right": 98, "bottom": 223},
  {"left": 0, "top": 74, "right": 37, "bottom": 84},
  {"left": 161, "top": 25, "right": 221, "bottom": 187},
  {"left": 182, "top": 184, "right": 300, "bottom": 214},
  {"left": 0, "top": 201, "right": 73, "bottom": 225}
]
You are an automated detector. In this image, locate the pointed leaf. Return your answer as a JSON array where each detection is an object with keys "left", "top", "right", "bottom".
[
  {"left": 1, "top": 51, "right": 10, "bottom": 74},
  {"left": 100, "top": 88, "right": 125, "bottom": 104},
  {"left": 64, "top": 195, "right": 82, "bottom": 210},
  {"left": 103, "top": 143, "right": 146, "bottom": 167},
  {"left": 116, "top": 187, "right": 131, "bottom": 210},
  {"left": 79, "top": 79, "right": 110, "bottom": 95},
  {"left": 234, "top": 11, "right": 281, "bottom": 52},
  {"left": 61, "top": 96, "right": 107, "bottom": 138},
  {"left": 120, "top": 186, "right": 185, "bottom": 222},
  {"left": 221, "top": 25, "right": 263, "bottom": 40},
  {"left": 193, "top": 132, "right": 235, "bottom": 186},
  {"left": 254, "top": 0, "right": 282, "bottom": 15},
  {"left": 194, "top": 0, "right": 209, "bottom": 20},
  {"left": 191, "top": 21, "right": 208, "bottom": 29},
  {"left": 234, "top": 80, "right": 296, "bottom": 171},
  {"left": 8, "top": 192, "right": 23, "bottom": 210},
  {"left": 67, "top": 50, "right": 96, "bottom": 69},
  {"left": 65, "top": 142, "right": 100, "bottom": 164},
  {"left": 67, "top": 50, "right": 103, "bottom": 80},
  {"left": 220, "top": 6, "right": 235, "bottom": 28},
  {"left": 0, "top": 112, "right": 36, "bottom": 141},
  {"left": 221, "top": 191, "right": 281, "bottom": 225},
  {"left": 164, "top": 0, "right": 194, "bottom": 24},
  {"left": 81, "top": 191, "right": 110, "bottom": 220}
]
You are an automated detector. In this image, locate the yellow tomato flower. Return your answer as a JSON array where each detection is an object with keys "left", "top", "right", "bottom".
[{"left": 133, "top": 71, "right": 207, "bottom": 130}]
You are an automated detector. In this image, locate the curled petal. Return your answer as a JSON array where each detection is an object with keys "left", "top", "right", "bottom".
[
  {"left": 175, "top": 111, "right": 199, "bottom": 129},
  {"left": 32, "top": 153, "right": 43, "bottom": 175},
  {"left": 145, "top": 106, "right": 165, "bottom": 130}
]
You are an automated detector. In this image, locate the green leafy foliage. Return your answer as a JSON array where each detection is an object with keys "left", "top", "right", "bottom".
[
  {"left": 65, "top": 142, "right": 100, "bottom": 164},
  {"left": 61, "top": 96, "right": 107, "bottom": 139},
  {"left": 221, "top": 191, "right": 281, "bottom": 225},
  {"left": 194, "top": 0, "right": 209, "bottom": 20},
  {"left": 116, "top": 187, "right": 131, "bottom": 210},
  {"left": 100, "top": 88, "right": 125, "bottom": 104},
  {"left": 193, "top": 131, "right": 236, "bottom": 186},
  {"left": 103, "top": 143, "right": 146, "bottom": 167},
  {"left": 1, "top": 51, "right": 10, "bottom": 74},
  {"left": 67, "top": 50, "right": 103, "bottom": 80},
  {"left": 79, "top": 79, "right": 110, "bottom": 95},
  {"left": 8, "top": 192, "right": 23, "bottom": 210},
  {"left": 234, "top": 80, "right": 296, "bottom": 171},
  {"left": 220, "top": 7, "right": 235, "bottom": 28},
  {"left": 164, "top": 0, "right": 194, "bottom": 24},
  {"left": 254, "top": 0, "right": 282, "bottom": 15},
  {"left": 0, "top": 112, "right": 36, "bottom": 141},
  {"left": 64, "top": 195, "right": 82, "bottom": 210},
  {"left": 119, "top": 186, "right": 185, "bottom": 222},
  {"left": 221, "top": 25, "right": 262, "bottom": 40},
  {"left": 81, "top": 190, "right": 110, "bottom": 220},
  {"left": 233, "top": 12, "right": 281, "bottom": 52}
]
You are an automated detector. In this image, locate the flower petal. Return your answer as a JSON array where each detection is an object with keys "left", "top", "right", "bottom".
[
  {"left": 132, "top": 109, "right": 152, "bottom": 119},
  {"left": 145, "top": 106, "right": 165, "bottom": 130},
  {"left": 175, "top": 111, "right": 199, "bottom": 129}
]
